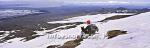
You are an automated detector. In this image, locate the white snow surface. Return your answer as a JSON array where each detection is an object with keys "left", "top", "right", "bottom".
[
  {"left": 76, "top": 12, "right": 150, "bottom": 48},
  {"left": 0, "top": 12, "right": 149, "bottom": 48},
  {"left": 48, "top": 13, "right": 134, "bottom": 24}
]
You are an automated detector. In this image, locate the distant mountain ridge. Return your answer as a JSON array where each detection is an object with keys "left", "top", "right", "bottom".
[{"left": 0, "top": 3, "right": 150, "bottom": 9}]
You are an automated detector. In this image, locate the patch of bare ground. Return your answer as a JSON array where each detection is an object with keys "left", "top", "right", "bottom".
[
  {"left": 106, "top": 30, "right": 127, "bottom": 39},
  {"left": 99, "top": 14, "right": 137, "bottom": 22},
  {"left": 47, "top": 38, "right": 83, "bottom": 48}
]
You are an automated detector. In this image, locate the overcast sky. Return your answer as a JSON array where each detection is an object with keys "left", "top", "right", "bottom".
[
  {"left": 0, "top": 0, "right": 150, "bottom": 7},
  {"left": 1, "top": 0, "right": 150, "bottom": 3}
]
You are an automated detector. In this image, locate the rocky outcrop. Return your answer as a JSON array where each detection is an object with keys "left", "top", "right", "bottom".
[{"left": 106, "top": 30, "right": 127, "bottom": 39}]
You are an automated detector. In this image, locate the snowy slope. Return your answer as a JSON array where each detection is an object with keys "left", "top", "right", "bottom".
[
  {"left": 76, "top": 12, "right": 150, "bottom": 48},
  {"left": 48, "top": 13, "right": 133, "bottom": 24},
  {"left": 0, "top": 13, "right": 138, "bottom": 48}
]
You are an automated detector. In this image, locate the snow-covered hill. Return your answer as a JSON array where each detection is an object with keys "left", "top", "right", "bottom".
[
  {"left": 0, "top": 12, "right": 149, "bottom": 48},
  {"left": 76, "top": 12, "right": 150, "bottom": 48}
]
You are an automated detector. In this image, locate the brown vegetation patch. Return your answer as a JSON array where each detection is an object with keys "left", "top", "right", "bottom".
[{"left": 106, "top": 30, "right": 127, "bottom": 39}]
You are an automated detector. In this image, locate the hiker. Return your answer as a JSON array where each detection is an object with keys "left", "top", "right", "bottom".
[{"left": 81, "top": 20, "right": 99, "bottom": 38}]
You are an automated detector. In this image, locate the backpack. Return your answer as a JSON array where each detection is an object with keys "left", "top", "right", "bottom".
[{"left": 81, "top": 24, "right": 99, "bottom": 36}]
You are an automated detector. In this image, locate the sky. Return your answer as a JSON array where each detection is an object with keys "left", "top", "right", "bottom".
[
  {"left": 0, "top": 0, "right": 150, "bottom": 3},
  {"left": 0, "top": 0, "right": 150, "bottom": 7}
]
